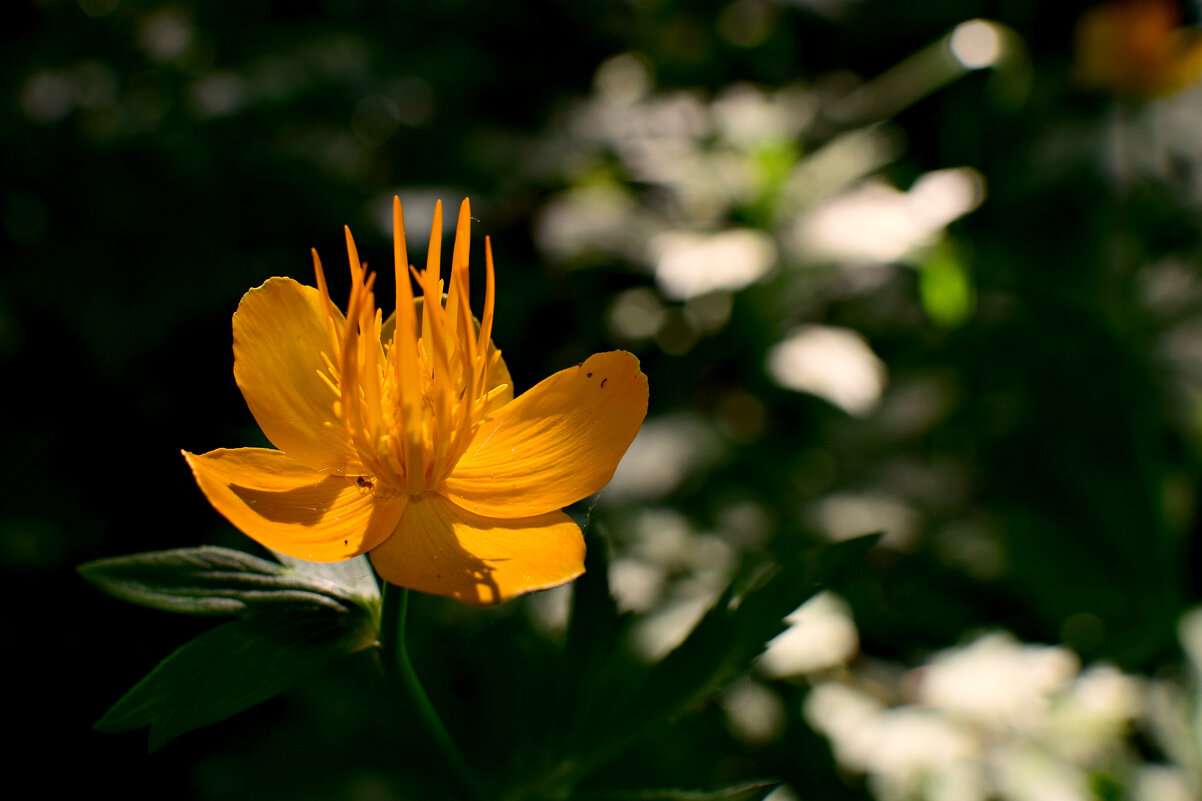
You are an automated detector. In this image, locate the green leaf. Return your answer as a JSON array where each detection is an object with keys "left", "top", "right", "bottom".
[
  {"left": 84, "top": 546, "right": 382, "bottom": 749},
  {"left": 578, "top": 781, "right": 779, "bottom": 801},
  {"left": 273, "top": 551, "right": 381, "bottom": 609},
  {"left": 560, "top": 525, "right": 636, "bottom": 763},
  {"left": 78, "top": 546, "right": 377, "bottom": 616},
  {"left": 917, "top": 238, "right": 974, "bottom": 328},
  {"left": 636, "top": 534, "right": 878, "bottom": 719},
  {"left": 95, "top": 606, "right": 376, "bottom": 750},
  {"left": 571, "top": 534, "right": 880, "bottom": 779},
  {"left": 567, "top": 524, "right": 625, "bottom": 672}
]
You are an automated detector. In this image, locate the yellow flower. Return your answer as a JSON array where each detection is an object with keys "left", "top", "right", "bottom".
[
  {"left": 1075, "top": 0, "right": 1202, "bottom": 96},
  {"left": 184, "top": 198, "right": 648, "bottom": 605}
]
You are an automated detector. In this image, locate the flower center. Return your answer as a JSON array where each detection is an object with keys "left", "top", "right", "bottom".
[{"left": 312, "top": 198, "right": 504, "bottom": 495}]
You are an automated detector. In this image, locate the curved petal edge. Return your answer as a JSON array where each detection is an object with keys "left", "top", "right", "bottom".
[
  {"left": 369, "top": 492, "right": 584, "bottom": 605},
  {"left": 183, "top": 447, "right": 405, "bottom": 562},
  {"left": 232, "top": 277, "right": 355, "bottom": 473},
  {"left": 442, "top": 350, "right": 648, "bottom": 518}
]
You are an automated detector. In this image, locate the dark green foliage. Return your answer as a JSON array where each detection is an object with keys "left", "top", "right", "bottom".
[
  {"left": 81, "top": 548, "right": 379, "bottom": 750},
  {"left": 576, "top": 781, "right": 779, "bottom": 801},
  {"left": 506, "top": 534, "right": 879, "bottom": 800},
  {"left": 79, "top": 532, "right": 873, "bottom": 792},
  {"left": 95, "top": 606, "right": 376, "bottom": 751},
  {"left": 572, "top": 535, "right": 879, "bottom": 775}
]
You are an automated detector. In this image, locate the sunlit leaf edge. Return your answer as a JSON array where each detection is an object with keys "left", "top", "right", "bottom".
[{"left": 78, "top": 545, "right": 376, "bottom": 616}]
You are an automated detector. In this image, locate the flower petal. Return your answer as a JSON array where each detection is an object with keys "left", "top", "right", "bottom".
[
  {"left": 369, "top": 492, "right": 584, "bottom": 605},
  {"left": 442, "top": 351, "right": 648, "bottom": 518},
  {"left": 233, "top": 277, "right": 354, "bottom": 472},
  {"left": 183, "top": 448, "right": 405, "bottom": 562}
]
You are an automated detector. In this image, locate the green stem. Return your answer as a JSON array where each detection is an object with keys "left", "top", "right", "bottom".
[{"left": 378, "top": 585, "right": 485, "bottom": 801}]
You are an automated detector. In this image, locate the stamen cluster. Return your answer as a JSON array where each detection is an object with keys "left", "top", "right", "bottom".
[{"left": 312, "top": 199, "right": 505, "bottom": 494}]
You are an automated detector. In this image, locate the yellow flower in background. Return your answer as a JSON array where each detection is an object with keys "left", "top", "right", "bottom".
[
  {"left": 184, "top": 198, "right": 648, "bottom": 605},
  {"left": 1075, "top": 0, "right": 1202, "bottom": 96}
]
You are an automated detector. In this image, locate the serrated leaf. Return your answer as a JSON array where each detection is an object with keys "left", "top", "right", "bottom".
[
  {"left": 95, "top": 606, "right": 375, "bottom": 750},
  {"left": 78, "top": 546, "right": 374, "bottom": 616},
  {"left": 571, "top": 534, "right": 880, "bottom": 779},
  {"left": 578, "top": 780, "right": 779, "bottom": 801},
  {"left": 641, "top": 534, "right": 878, "bottom": 716}
]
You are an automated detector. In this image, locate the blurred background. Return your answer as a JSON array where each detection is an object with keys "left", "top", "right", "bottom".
[{"left": 10, "top": 0, "right": 1202, "bottom": 798}]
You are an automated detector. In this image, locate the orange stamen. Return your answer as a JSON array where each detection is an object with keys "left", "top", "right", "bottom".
[{"left": 309, "top": 197, "right": 504, "bottom": 493}]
